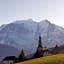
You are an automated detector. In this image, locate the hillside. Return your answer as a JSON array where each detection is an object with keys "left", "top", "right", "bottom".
[{"left": 16, "top": 54, "right": 64, "bottom": 64}]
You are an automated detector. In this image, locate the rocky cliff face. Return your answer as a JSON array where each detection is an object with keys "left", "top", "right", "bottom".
[
  {"left": 0, "top": 19, "right": 64, "bottom": 54},
  {"left": 0, "top": 44, "right": 20, "bottom": 60}
]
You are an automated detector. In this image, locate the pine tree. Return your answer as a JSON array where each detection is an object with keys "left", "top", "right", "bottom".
[
  {"left": 55, "top": 44, "right": 58, "bottom": 48},
  {"left": 18, "top": 49, "right": 26, "bottom": 61},
  {"left": 34, "top": 35, "right": 44, "bottom": 58},
  {"left": 52, "top": 44, "right": 58, "bottom": 54}
]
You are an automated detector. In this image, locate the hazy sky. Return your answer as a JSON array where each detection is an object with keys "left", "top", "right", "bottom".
[{"left": 0, "top": 0, "right": 64, "bottom": 27}]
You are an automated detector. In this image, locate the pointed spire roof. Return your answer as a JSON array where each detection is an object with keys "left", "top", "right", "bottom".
[{"left": 38, "top": 34, "right": 43, "bottom": 48}]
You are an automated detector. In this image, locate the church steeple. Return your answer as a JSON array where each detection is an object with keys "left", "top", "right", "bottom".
[
  {"left": 38, "top": 34, "right": 43, "bottom": 48},
  {"left": 34, "top": 34, "right": 43, "bottom": 58}
]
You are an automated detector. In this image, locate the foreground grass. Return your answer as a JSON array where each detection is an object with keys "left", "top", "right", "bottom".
[{"left": 16, "top": 54, "right": 64, "bottom": 64}]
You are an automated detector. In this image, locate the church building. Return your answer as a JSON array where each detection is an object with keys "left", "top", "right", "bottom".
[
  {"left": 34, "top": 34, "right": 44, "bottom": 58},
  {"left": 34, "top": 34, "right": 50, "bottom": 58}
]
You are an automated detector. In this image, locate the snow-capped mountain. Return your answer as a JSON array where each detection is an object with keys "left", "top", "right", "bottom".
[{"left": 0, "top": 19, "right": 64, "bottom": 54}]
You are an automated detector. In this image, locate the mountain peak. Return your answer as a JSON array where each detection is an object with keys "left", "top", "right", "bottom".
[
  {"left": 40, "top": 19, "right": 50, "bottom": 24},
  {"left": 44, "top": 19, "right": 50, "bottom": 23},
  {"left": 27, "top": 18, "right": 33, "bottom": 21},
  {"left": 12, "top": 18, "right": 35, "bottom": 24}
]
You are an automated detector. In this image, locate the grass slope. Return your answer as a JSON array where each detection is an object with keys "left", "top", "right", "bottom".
[{"left": 16, "top": 54, "right": 64, "bottom": 64}]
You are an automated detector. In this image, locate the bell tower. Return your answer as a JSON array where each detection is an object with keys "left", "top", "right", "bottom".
[
  {"left": 38, "top": 35, "right": 43, "bottom": 48},
  {"left": 34, "top": 34, "right": 43, "bottom": 58}
]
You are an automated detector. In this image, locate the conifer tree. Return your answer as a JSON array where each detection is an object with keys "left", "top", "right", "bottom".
[
  {"left": 18, "top": 49, "right": 26, "bottom": 61},
  {"left": 52, "top": 44, "right": 58, "bottom": 54},
  {"left": 55, "top": 44, "right": 58, "bottom": 48}
]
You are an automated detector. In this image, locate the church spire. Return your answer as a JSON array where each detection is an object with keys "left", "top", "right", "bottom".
[
  {"left": 34, "top": 34, "right": 43, "bottom": 58},
  {"left": 38, "top": 34, "right": 43, "bottom": 48}
]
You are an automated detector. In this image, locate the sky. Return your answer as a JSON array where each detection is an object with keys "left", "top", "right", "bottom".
[{"left": 0, "top": 0, "right": 64, "bottom": 27}]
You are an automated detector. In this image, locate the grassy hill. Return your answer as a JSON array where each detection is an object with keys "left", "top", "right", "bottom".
[{"left": 16, "top": 54, "right": 64, "bottom": 64}]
